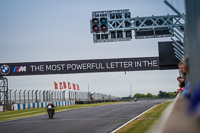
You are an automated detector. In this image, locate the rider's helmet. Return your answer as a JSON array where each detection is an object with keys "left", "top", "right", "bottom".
[{"left": 49, "top": 101, "right": 52, "bottom": 104}]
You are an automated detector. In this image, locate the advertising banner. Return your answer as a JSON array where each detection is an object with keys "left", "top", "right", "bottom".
[{"left": 0, "top": 57, "right": 159, "bottom": 76}]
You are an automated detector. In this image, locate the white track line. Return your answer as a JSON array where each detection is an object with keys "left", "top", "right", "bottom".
[{"left": 110, "top": 104, "right": 158, "bottom": 133}]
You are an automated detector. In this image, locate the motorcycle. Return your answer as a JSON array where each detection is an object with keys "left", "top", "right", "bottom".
[
  {"left": 46, "top": 105, "right": 55, "bottom": 119},
  {"left": 134, "top": 97, "right": 137, "bottom": 102}
]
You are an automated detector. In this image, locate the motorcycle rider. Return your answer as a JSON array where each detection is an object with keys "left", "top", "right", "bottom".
[
  {"left": 47, "top": 101, "right": 55, "bottom": 115},
  {"left": 134, "top": 96, "right": 138, "bottom": 102}
]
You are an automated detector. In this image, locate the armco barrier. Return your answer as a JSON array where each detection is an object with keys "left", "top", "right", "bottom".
[{"left": 13, "top": 100, "right": 75, "bottom": 110}]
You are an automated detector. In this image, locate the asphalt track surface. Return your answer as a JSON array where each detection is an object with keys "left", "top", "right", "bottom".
[{"left": 0, "top": 99, "right": 169, "bottom": 133}]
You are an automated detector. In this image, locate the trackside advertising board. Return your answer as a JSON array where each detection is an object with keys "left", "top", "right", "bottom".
[{"left": 0, "top": 57, "right": 159, "bottom": 76}]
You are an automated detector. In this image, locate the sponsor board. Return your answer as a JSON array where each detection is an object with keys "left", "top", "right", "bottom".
[{"left": 0, "top": 57, "right": 159, "bottom": 76}]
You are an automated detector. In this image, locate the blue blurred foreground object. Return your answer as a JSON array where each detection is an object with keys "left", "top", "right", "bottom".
[
  {"left": 189, "top": 82, "right": 200, "bottom": 115},
  {"left": 182, "top": 82, "right": 191, "bottom": 99}
]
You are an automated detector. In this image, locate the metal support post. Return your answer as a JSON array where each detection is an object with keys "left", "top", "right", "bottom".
[
  {"left": 46, "top": 91, "right": 48, "bottom": 102},
  {"left": 35, "top": 90, "right": 38, "bottom": 102},
  {"left": 39, "top": 90, "right": 42, "bottom": 102},
  {"left": 63, "top": 91, "right": 65, "bottom": 101},
  {"left": 69, "top": 91, "right": 71, "bottom": 100},
  {"left": 51, "top": 91, "right": 53, "bottom": 102},
  {"left": 48, "top": 90, "right": 51, "bottom": 102},
  {"left": 32, "top": 90, "right": 34, "bottom": 103},
  {"left": 43, "top": 90, "right": 45, "bottom": 102},
  {"left": 23, "top": 90, "right": 26, "bottom": 103},
  {"left": 59, "top": 92, "right": 61, "bottom": 101},
  {"left": 14, "top": 89, "right": 17, "bottom": 103},
  {"left": 19, "top": 90, "right": 22, "bottom": 104},
  {"left": 9, "top": 89, "right": 12, "bottom": 104},
  {"left": 28, "top": 90, "right": 30, "bottom": 103},
  {"left": 164, "top": 0, "right": 185, "bottom": 20}
]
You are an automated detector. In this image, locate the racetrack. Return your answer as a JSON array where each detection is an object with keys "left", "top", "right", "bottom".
[{"left": 0, "top": 99, "right": 169, "bottom": 133}]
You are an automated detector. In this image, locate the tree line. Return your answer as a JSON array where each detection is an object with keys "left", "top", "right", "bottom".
[
  {"left": 121, "top": 91, "right": 177, "bottom": 99},
  {"left": 133, "top": 91, "right": 177, "bottom": 98}
]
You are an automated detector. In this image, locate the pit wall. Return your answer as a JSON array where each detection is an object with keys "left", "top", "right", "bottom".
[{"left": 12, "top": 100, "right": 75, "bottom": 111}]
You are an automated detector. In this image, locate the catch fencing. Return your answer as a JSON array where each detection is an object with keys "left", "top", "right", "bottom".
[{"left": 0, "top": 89, "right": 119, "bottom": 108}]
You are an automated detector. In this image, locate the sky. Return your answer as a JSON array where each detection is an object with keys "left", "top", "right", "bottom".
[{"left": 0, "top": 0, "right": 185, "bottom": 97}]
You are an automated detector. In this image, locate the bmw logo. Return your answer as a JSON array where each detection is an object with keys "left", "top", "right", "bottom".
[{"left": 0, "top": 65, "right": 10, "bottom": 75}]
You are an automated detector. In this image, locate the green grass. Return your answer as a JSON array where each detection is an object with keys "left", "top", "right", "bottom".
[
  {"left": 0, "top": 102, "right": 124, "bottom": 122},
  {"left": 117, "top": 101, "right": 172, "bottom": 133}
]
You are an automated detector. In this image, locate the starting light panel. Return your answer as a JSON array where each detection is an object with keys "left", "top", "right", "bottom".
[{"left": 91, "top": 9, "right": 132, "bottom": 43}]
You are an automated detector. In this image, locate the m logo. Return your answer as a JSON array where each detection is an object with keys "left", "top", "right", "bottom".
[
  {"left": 0, "top": 65, "right": 10, "bottom": 75},
  {"left": 13, "top": 66, "right": 26, "bottom": 72}
]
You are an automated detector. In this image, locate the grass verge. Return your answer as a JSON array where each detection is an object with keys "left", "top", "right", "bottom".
[
  {"left": 116, "top": 101, "right": 172, "bottom": 133},
  {"left": 0, "top": 102, "right": 124, "bottom": 122}
]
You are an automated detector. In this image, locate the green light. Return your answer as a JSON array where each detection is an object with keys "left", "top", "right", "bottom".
[{"left": 100, "top": 18, "right": 107, "bottom": 25}]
